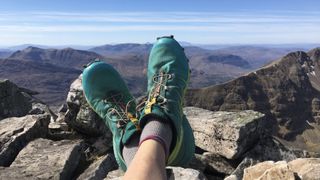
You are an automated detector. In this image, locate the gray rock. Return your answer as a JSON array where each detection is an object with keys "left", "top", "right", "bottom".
[
  {"left": 48, "top": 120, "right": 80, "bottom": 140},
  {"left": 104, "top": 167, "right": 207, "bottom": 180},
  {"left": 242, "top": 161, "right": 296, "bottom": 180},
  {"left": 167, "top": 167, "right": 208, "bottom": 180},
  {"left": 184, "top": 107, "right": 265, "bottom": 159},
  {"left": 78, "top": 154, "right": 118, "bottom": 180},
  {"left": 0, "top": 79, "right": 33, "bottom": 120},
  {"left": 0, "top": 114, "right": 50, "bottom": 166},
  {"left": 64, "top": 75, "right": 111, "bottom": 137},
  {"left": 0, "top": 138, "right": 83, "bottom": 180}
]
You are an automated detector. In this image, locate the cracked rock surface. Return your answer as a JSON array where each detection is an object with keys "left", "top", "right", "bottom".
[
  {"left": 0, "top": 114, "right": 50, "bottom": 166},
  {"left": 0, "top": 138, "right": 83, "bottom": 180}
]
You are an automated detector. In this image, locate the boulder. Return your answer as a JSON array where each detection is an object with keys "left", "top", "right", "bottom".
[
  {"left": 0, "top": 114, "right": 50, "bottom": 166},
  {"left": 0, "top": 79, "right": 33, "bottom": 120},
  {"left": 184, "top": 107, "right": 265, "bottom": 159},
  {"left": 243, "top": 161, "right": 296, "bottom": 180},
  {"left": 242, "top": 158, "right": 320, "bottom": 180},
  {"left": 78, "top": 154, "right": 118, "bottom": 180},
  {"left": 288, "top": 158, "right": 320, "bottom": 179},
  {"left": 225, "top": 136, "right": 320, "bottom": 180},
  {"left": 64, "top": 75, "right": 111, "bottom": 137},
  {"left": 0, "top": 138, "right": 83, "bottom": 180}
]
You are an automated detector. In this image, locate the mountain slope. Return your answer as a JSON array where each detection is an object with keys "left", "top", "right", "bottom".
[
  {"left": 185, "top": 48, "right": 320, "bottom": 152},
  {"left": 0, "top": 50, "right": 12, "bottom": 58},
  {"left": 0, "top": 59, "right": 81, "bottom": 106},
  {"left": 9, "top": 46, "right": 103, "bottom": 69},
  {"left": 90, "top": 43, "right": 152, "bottom": 57},
  {"left": 211, "top": 46, "right": 305, "bottom": 68},
  {"left": 91, "top": 44, "right": 252, "bottom": 88}
]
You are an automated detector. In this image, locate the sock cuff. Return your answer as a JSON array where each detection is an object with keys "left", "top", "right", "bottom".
[{"left": 139, "top": 135, "right": 169, "bottom": 158}]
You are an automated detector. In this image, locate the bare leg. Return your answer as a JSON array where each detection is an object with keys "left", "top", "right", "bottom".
[{"left": 123, "top": 139, "right": 167, "bottom": 180}]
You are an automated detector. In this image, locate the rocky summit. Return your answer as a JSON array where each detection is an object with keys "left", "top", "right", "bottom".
[{"left": 1, "top": 48, "right": 320, "bottom": 180}]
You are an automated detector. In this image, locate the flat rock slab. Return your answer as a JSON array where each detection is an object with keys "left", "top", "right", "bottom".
[
  {"left": 184, "top": 107, "right": 264, "bottom": 159},
  {"left": 0, "top": 138, "right": 83, "bottom": 180},
  {"left": 0, "top": 114, "right": 50, "bottom": 166}
]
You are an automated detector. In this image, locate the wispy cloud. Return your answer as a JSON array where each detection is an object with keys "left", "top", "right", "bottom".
[
  {"left": 0, "top": 11, "right": 319, "bottom": 23},
  {"left": 0, "top": 11, "right": 319, "bottom": 45}
]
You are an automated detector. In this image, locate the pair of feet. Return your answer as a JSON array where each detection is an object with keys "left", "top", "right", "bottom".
[{"left": 82, "top": 36, "right": 195, "bottom": 171}]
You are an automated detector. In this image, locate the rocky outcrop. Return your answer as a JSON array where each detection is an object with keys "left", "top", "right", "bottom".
[
  {"left": 0, "top": 114, "right": 50, "bottom": 166},
  {"left": 0, "top": 79, "right": 33, "bottom": 119},
  {"left": 64, "top": 75, "right": 111, "bottom": 137},
  {"left": 0, "top": 138, "right": 83, "bottom": 180},
  {"left": 242, "top": 158, "right": 320, "bottom": 180},
  {"left": 184, "top": 107, "right": 264, "bottom": 159},
  {"left": 0, "top": 79, "right": 55, "bottom": 120}
]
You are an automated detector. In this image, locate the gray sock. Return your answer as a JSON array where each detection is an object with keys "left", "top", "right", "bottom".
[
  {"left": 122, "top": 133, "right": 140, "bottom": 166},
  {"left": 122, "top": 119, "right": 173, "bottom": 166},
  {"left": 139, "top": 119, "right": 173, "bottom": 158}
]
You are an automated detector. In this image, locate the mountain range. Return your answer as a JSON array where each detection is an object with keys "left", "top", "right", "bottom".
[
  {"left": 0, "top": 43, "right": 314, "bottom": 110},
  {"left": 186, "top": 47, "right": 320, "bottom": 152}
]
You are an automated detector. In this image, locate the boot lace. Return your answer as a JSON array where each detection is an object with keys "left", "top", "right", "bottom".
[
  {"left": 144, "top": 71, "right": 185, "bottom": 114},
  {"left": 104, "top": 93, "right": 139, "bottom": 129}
]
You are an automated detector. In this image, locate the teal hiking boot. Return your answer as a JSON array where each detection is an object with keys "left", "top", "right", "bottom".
[
  {"left": 139, "top": 36, "right": 195, "bottom": 165},
  {"left": 82, "top": 60, "right": 140, "bottom": 171}
]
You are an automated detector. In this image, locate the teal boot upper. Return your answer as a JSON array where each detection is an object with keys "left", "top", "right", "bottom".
[
  {"left": 82, "top": 60, "right": 140, "bottom": 171},
  {"left": 140, "top": 36, "right": 195, "bottom": 166}
]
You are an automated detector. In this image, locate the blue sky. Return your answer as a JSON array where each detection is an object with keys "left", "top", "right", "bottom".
[{"left": 0, "top": 0, "right": 319, "bottom": 46}]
